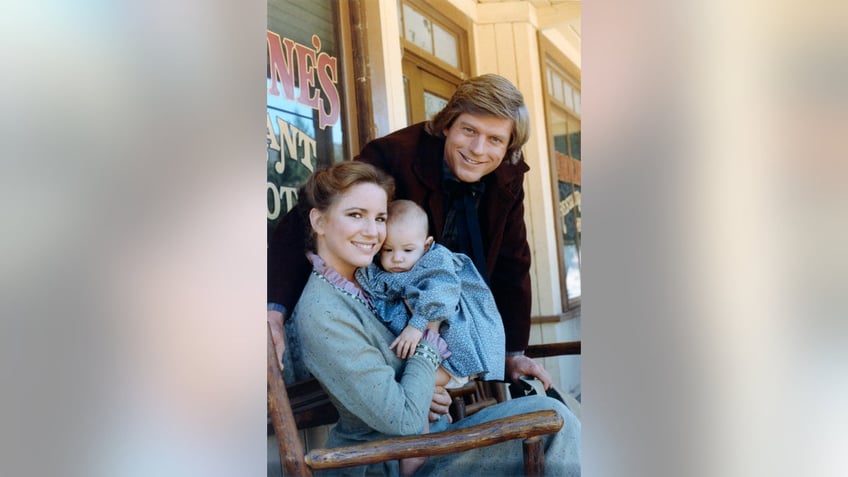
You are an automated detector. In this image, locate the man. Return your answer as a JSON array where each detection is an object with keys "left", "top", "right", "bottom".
[{"left": 268, "top": 74, "right": 552, "bottom": 404}]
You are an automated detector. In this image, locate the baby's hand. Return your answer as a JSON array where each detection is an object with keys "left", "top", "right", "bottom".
[{"left": 389, "top": 325, "right": 424, "bottom": 359}]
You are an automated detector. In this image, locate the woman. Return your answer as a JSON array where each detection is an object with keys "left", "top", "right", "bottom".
[{"left": 286, "top": 161, "right": 580, "bottom": 476}]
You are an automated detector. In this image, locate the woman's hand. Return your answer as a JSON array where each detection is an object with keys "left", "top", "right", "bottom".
[
  {"left": 268, "top": 309, "right": 286, "bottom": 371},
  {"left": 429, "top": 385, "right": 452, "bottom": 423}
]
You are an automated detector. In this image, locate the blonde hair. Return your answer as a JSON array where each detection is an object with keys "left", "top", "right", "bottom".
[{"left": 425, "top": 74, "right": 530, "bottom": 165}]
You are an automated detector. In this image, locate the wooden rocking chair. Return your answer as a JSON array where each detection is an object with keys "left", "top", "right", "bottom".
[{"left": 267, "top": 326, "right": 565, "bottom": 476}]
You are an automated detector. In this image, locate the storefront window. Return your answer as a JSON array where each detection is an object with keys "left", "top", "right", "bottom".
[
  {"left": 266, "top": 0, "right": 348, "bottom": 238},
  {"left": 546, "top": 61, "right": 582, "bottom": 308}
]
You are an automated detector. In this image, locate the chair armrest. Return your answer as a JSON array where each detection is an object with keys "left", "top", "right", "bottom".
[
  {"left": 524, "top": 341, "right": 581, "bottom": 358},
  {"left": 305, "top": 409, "right": 563, "bottom": 470}
]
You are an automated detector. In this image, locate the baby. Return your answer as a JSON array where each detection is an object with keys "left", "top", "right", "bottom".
[{"left": 356, "top": 200, "right": 506, "bottom": 476}]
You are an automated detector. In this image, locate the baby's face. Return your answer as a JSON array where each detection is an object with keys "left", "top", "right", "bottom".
[{"left": 379, "top": 223, "right": 429, "bottom": 273}]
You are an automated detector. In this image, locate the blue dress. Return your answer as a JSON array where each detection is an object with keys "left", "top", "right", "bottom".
[{"left": 356, "top": 243, "right": 505, "bottom": 381}]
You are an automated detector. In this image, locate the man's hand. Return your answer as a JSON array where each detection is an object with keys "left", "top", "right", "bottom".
[
  {"left": 429, "top": 385, "right": 452, "bottom": 423},
  {"left": 390, "top": 325, "right": 423, "bottom": 359},
  {"left": 268, "top": 309, "right": 286, "bottom": 371},
  {"left": 505, "top": 354, "right": 553, "bottom": 390}
]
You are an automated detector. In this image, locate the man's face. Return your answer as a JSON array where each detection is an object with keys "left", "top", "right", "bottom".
[{"left": 443, "top": 113, "right": 513, "bottom": 183}]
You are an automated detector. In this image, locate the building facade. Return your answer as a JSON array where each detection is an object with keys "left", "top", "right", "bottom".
[{"left": 267, "top": 0, "right": 581, "bottom": 402}]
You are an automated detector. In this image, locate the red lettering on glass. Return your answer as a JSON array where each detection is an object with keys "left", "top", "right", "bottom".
[{"left": 267, "top": 31, "right": 341, "bottom": 130}]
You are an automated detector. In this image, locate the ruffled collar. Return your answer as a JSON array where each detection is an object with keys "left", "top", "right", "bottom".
[{"left": 306, "top": 251, "right": 372, "bottom": 306}]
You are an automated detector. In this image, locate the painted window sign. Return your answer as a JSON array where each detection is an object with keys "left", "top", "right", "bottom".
[
  {"left": 267, "top": 32, "right": 340, "bottom": 130},
  {"left": 266, "top": 18, "right": 345, "bottom": 238}
]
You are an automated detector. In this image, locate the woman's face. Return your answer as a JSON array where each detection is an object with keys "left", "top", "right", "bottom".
[{"left": 310, "top": 182, "right": 388, "bottom": 281}]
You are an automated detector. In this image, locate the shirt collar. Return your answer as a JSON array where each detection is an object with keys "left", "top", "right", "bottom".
[
  {"left": 306, "top": 251, "right": 372, "bottom": 304},
  {"left": 441, "top": 158, "right": 485, "bottom": 195}
]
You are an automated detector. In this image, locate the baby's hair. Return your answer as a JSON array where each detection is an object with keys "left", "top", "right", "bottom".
[{"left": 387, "top": 200, "right": 429, "bottom": 237}]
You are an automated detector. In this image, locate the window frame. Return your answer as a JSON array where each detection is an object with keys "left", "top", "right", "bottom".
[
  {"left": 540, "top": 36, "right": 582, "bottom": 312},
  {"left": 398, "top": 0, "right": 471, "bottom": 124}
]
